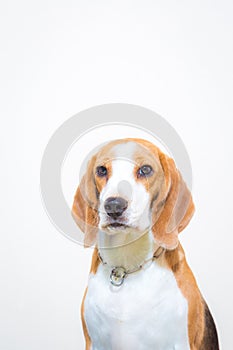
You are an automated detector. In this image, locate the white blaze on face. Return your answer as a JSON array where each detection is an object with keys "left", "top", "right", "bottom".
[{"left": 98, "top": 142, "right": 151, "bottom": 232}]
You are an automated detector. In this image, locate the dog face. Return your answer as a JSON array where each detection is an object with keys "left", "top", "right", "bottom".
[
  {"left": 72, "top": 138, "right": 194, "bottom": 250},
  {"left": 95, "top": 141, "right": 165, "bottom": 235}
]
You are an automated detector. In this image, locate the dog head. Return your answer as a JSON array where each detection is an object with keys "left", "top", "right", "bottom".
[{"left": 72, "top": 138, "right": 194, "bottom": 250}]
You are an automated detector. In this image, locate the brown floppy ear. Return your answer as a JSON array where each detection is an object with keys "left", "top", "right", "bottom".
[
  {"left": 72, "top": 155, "right": 99, "bottom": 247},
  {"left": 151, "top": 151, "right": 195, "bottom": 250}
]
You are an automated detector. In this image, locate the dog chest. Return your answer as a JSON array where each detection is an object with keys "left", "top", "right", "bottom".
[{"left": 84, "top": 262, "right": 190, "bottom": 350}]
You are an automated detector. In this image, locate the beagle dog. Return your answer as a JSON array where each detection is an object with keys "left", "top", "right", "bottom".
[{"left": 72, "top": 138, "right": 219, "bottom": 350}]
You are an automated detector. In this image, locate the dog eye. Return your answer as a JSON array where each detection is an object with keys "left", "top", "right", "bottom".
[
  {"left": 137, "top": 165, "right": 153, "bottom": 177},
  {"left": 96, "top": 166, "right": 107, "bottom": 177}
]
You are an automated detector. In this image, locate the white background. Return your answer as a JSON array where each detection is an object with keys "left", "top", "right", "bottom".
[{"left": 1, "top": 1, "right": 233, "bottom": 349}]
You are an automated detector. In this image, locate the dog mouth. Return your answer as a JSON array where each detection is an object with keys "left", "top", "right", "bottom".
[
  {"left": 108, "top": 222, "right": 128, "bottom": 228},
  {"left": 102, "top": 222, "right": 129, "bottom": 231}
]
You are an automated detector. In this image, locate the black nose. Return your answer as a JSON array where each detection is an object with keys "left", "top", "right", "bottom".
[{"left": 104, "top": 197, "right": 128, "bottom": 219}]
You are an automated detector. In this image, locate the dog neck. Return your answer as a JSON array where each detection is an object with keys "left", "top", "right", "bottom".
[{"left": 98, "top": 229, "right": 157, "bottom": 271}]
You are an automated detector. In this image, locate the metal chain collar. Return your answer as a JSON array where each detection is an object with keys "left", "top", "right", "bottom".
[{"left": 98, "top": 246, "right": 165, "bottom": 287}]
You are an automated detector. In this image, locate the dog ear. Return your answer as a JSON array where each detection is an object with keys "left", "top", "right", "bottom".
[
  {"left": 72, "top": 155, "right": 99, "bottom": 247},
  {"left": 151, "top": 151, "right": 195, "bottom": 250}
]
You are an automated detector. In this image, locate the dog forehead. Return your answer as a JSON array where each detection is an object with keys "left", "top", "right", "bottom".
[
  {"left": 96, "top": 139, "right": 156, "bottom": 164},
  {"left": 111, "top": 141, "right": 137, "bottom": 159}
]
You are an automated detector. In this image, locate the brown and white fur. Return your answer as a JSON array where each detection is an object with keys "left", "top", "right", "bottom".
[{"left": 72, "top": 138, "right": 219, "bottom": 350}]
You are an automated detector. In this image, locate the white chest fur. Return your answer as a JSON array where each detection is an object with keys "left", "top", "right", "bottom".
[{"left": 84, "top": 261, "right": 190, "bottom": 350}]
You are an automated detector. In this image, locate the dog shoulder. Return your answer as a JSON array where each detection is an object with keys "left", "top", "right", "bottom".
[
  {"left": 200, "top": 301, "right": 219, "bottom": 350},
  {"left": 165, "top": 244, "right": 219, "bottom": 349}
]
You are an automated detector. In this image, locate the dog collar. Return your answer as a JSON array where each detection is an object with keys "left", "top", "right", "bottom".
[{"left": 98, "top": 246, "right": 165, "bottom": 287}]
